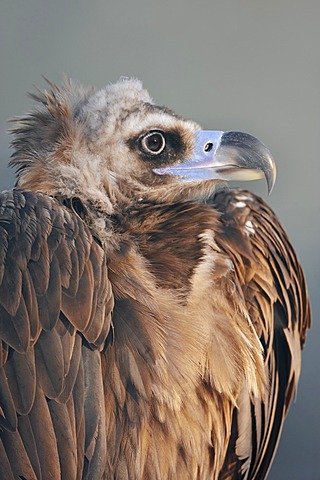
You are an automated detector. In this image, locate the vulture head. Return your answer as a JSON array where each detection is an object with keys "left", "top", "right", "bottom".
[{"left": 11, "top": 78, "right": 275, "bottom": 229}]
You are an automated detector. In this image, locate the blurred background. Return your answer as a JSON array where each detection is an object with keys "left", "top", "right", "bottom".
[{"left": 0, "top": 1, "right": 319, "bottom": 478}]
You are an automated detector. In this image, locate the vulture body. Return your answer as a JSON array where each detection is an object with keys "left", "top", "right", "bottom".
[{"left": 0, "top": 78, "right": 310, "bottom": 479}]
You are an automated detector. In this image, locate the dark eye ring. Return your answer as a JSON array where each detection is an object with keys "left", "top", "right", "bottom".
[{"left": 140, "top": 131, "right": 166, "bottom": 155}]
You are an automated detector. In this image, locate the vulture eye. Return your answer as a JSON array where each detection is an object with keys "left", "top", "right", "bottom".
[{"left": 140, "top": 131, "right": 166, "bottom": 155}]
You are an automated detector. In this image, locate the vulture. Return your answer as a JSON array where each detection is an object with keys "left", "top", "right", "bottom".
[{"left": 0, "top": 77, "right": 310, "bottom": 480}]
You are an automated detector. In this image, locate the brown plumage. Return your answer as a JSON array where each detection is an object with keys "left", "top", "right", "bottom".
[{"left": 0, "top": 78, "right": 310, "bottom": 479}]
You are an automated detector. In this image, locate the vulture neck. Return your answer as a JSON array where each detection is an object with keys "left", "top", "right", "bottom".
[{"left": 101, "top": 199, "right": 266, "bottom": 477}]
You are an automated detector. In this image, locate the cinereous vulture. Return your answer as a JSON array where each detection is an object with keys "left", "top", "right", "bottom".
[{"left": 0, "top": 78, "right": 310, "bottom": 479}]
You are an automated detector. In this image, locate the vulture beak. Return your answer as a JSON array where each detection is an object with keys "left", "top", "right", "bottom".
[{"left": 154, "top": 131, "right": 276, "bottom": 194}]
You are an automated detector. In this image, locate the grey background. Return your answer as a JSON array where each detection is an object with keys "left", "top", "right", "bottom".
[{"left": 0, "top": 1, "right": 319, "bottom": 478}]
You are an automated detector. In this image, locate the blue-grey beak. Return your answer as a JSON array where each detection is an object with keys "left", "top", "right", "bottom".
[{"left": 153, "top": 131, "right": 276, "bottom": 194}]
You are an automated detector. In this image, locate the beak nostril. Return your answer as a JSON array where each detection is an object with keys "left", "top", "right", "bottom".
[{"left": 204, "top": 142, "right": 213, "bottom": 152}]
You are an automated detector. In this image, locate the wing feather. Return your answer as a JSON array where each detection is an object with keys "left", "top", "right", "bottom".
[
  {"left": 58, "top": 331, "right": 82, "bottom": 403},
  {"left": 4, "top": 348, "right": 36, "bottom": 415},
  {"left": 0, "top": 436, "right": 17, "bottom": 480},
  {"left": 0, "top": 189, "right": 113, "bottom": 478},
  {"left": 18, "top": 415, "right": 41, "bottom": 479},
  {"left": 1, "top": 425, "right": 37, "bottom": 479},
  {"left": 0, "top": 367, "right": 17, "bottom": 431},
  {"left": 48, "top": 400, "right": 78, "bottom": 478},
  {"left": 212, "top": 189, "right": 311, "bottom": 480}
]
